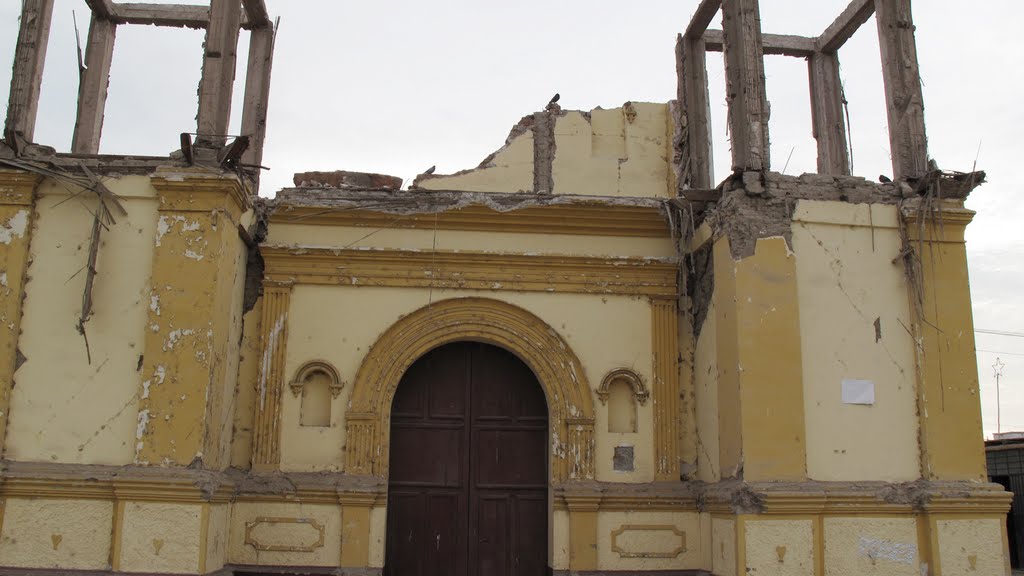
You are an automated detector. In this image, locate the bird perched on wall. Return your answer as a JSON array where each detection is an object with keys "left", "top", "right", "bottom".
[
  {"left": 548, "top": 93, "right": 560, "bottom": 106},
  {"left": 879, "top": 175, "right": 892, "bottom": 183},
  {"left": 423, "top": 165, "right": 435, "bottom": 175}
]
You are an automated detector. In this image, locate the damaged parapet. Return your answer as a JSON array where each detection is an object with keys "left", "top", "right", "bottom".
[{"left": 412, "top": 102, "right": 678, "bottom": 198}]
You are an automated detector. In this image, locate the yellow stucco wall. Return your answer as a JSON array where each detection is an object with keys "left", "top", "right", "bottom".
[
  {"left": 6, "top": 176, "right": 157, "bottom": 464},
  {"left": 264, "top": 223, "right": 677, "bottom": 259},
  {"left": 743, "top": 518, "right": 815, "bottom": 576},
  {"left": 792, "top": 201, "right": 920, "bottom": 481},
  {"left": 595, "top": 511, "right": 701, "bottom": 571},
  {"left": 823, "top": 517, "right": 919, "bottom": 576},
  {"left": 120, "top": 502, "right": 202, "bottom": 573},
  {"left": 228, "top": 501, "right": 342, "bottom": 566},
  {"left": 231, "top": 303, "right": 262, "bottom": 468},
  {"left": 0, "top": 497, "right": 113, "bottom": 569},
  {"left": 553, "top": 509, "right": 571, "bottom": 570},
  {"left": 935, "top": 518, "right": 1008, "bottom": 576}
]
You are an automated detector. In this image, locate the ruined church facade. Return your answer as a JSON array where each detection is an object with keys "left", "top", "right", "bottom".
[{"left": 0, "top": 0, "right": 1011, "bottom": 575}]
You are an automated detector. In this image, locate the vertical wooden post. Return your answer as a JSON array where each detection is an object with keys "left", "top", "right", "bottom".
[
  {"left": 71, "top": 15, "right": 117, "bottom": 154},
  {"left": 721, "top": 0, "right": 770, "bottom": 172},
  {"left": 4, "top": 0, "right": 56, "bottom": 143},
  {"left": 240, "top": 24, "right": 276, "bottom": 171},
  {"left": 808, "top": 51, "right": 850, "bottom": 175},
  {"left": 196, "top": 0, "right": 242, "bottom": 146},
  {"left": 874, "top": 0, "right": 928, "bottom": 179},
  {"left": 677, "top": 34, "right": 715, "bottom": 189}
]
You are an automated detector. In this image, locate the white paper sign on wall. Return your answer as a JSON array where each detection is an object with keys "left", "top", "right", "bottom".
[{"left": 841, "top": 379, "right": 875, "bottom": 405}]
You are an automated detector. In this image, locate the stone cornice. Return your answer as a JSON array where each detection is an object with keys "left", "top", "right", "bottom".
[{"left": 262, "top": 246, "right": 680, "bottom": 298}]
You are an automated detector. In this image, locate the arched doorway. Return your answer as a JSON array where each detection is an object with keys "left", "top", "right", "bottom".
[{"left": 384, "top": 342, "right": 549, "bottom": 576}]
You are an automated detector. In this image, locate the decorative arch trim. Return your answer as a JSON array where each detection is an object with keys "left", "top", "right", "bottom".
[
  {"left": 598, "top": 368, "right": 649, "bottom": 405},
  {"left": 345, "top": 297, "right": 595, "bottom": 481},
  {"left": 289, "top": 360, "right": 344, "bottom": 398}
]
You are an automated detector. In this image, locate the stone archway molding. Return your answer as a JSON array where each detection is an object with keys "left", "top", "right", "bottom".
[{"left": 345, "top": 297, "right": 595, "bottom": 482}]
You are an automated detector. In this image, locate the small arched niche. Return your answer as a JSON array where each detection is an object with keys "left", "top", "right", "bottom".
[
  {"left": 289, "top": 361, "right": 343, "bottom": 427},
  {"left": 598, "top": 369, "right": 648, "bottom": 434}
]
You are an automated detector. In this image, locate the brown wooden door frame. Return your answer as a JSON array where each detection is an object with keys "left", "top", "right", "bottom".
[{"left": 384, "top": 342, "right": 550, "bottom": 576}]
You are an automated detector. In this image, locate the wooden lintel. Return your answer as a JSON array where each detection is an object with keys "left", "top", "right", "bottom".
[
  {"left": 808, "top": 52, "right": 850, "bottom": 175},
  {"left": 704, "top": 30, "right": 817, "bottom": 58},
  {"left": 84, "top": 0, "right": 116, "bottom": 20},
  {"left": 240, "top": 25, "right": 276, "bottom": 174},
  {"left": 4, "top": 0, "right": 55, "bottom": 143},
  {"left": 196, "top": 0, "right": 242, "bottom": 146},
  {"left": 817, "top": 0, "right": 875, "bottom": 53},
  {"left": 874, "top": 0, "right": 928, "bottom": 179},
  {"left": 684, "top": 0, "right": 722, "bottom": 39},
  {"left": 110, "top": 3, "right": 253, "bottom": 30},
  {"left": 721, "top": 0, "right": 770, "bottom": 172},
  {"left": 71, "top": 15, "right": 117, "bottom": 154},
  {"left": 241, "top": 0, "right": 271, "bottom": 28}
]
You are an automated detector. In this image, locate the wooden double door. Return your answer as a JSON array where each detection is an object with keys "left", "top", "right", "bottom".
[{"left": 385, "top": 342, "right": 549, "bottom": 576}]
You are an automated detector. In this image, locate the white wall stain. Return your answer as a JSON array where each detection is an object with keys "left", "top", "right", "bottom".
[{"left": 858, "top": 537, "right": 916, "bottom": 565}]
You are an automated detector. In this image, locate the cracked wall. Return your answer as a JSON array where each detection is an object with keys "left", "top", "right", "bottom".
[
  {"left": 6, "top": 175, "right": 158, "bottom": 464},
  {"left": 415, "top": 103, "right": 676, "bottom": 198}
]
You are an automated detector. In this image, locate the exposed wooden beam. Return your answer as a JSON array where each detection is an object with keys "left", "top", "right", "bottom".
[
  {"left": 817, "top": 0, "right": 875, "bottom": 53},
  {"left": 240, "top": 24, "right": 275, "bottom": 173},
  {"left": 684, "top": 0, "right": 721, "bottom": 39},
  {"left": 241, "top": 0, "right": 271, "bottom": 28},
  {"left": 4, "top": 0, "right": 55, "bottom": 143},
  {"left": 196, "top": 0, "right": 242, "bottom": 145},
  {"left": 71, "top": 14, "right": 117, "bottom": 154},
  {"left": 676, "top": 34, "right": 714, "bottom": 189},
  {"left": 721, "top": 0, "right": 770, "bottom": 172},
  {"left": 874, "top": 0, "right": 928, "bottom": 179},
  {"left": 84, "top": 0, "right": 116, "bottom": 20},
  {"left": 808, "top": 52, "right": 850, "bottom": 175},
  {"left": 110, "top": 3, "right": 253, "bottom": 30},
  {"left": 704, "top": 30, "right": 817, "bottom": 58}
]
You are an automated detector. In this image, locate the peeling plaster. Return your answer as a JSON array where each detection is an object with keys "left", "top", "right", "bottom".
[{"left": 0, "top": 209, "right": 29, "bottom": 244}]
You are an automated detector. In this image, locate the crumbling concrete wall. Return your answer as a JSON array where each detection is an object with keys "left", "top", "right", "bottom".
[{"left": 415, "top": 103, "right": 676, "bottom": 198}]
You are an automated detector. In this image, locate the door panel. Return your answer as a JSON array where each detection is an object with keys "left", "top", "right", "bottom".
[{"left": 386, "top": 342, "right": 547, "bottom": 576}]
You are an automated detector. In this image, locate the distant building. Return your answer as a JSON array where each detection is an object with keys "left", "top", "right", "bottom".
[
  {"left": 0, "top": 0, "right": 1010, "bottom": 575},
  {"left": 988, "top": 437, "right": 1024, "bottom": 569}
]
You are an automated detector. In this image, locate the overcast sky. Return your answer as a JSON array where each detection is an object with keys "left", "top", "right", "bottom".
[{"left": 2, "top": 1, "right": 1022, "bottom": 437}]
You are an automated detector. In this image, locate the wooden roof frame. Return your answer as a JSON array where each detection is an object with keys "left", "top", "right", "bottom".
[
  {"left": 5, "top": 0, "right": 276, "bottom": 184},
  {"left": 677, "top": 0, "right": 928, "bottom": 184}
]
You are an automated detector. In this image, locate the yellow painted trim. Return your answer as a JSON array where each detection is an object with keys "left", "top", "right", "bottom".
[
  {"left": 270, "top": 202, "right": 672, "bottom": 238},
  {"left": 814, "top": 514, "right": 824, "bottom": 576},
  {"left": 251, "top": 284, "right": 292, "bottom": 470},
  {"left": 110, "top": 500, "right": 125, "bottom": 571},
  {"left": 566, "top": 495, "right": 600, "bottom": 570},
  {"left": 0, "top": 170, "right": 39, "bottom": 205},
  {"left": 652, "top": 298, "right": 681, "bottom": 480},
  {"left": 151, "top": 173, "right": 250, "bottom": 218},
  {"left": 198, "top": 503, "right": 210, "bottom": 573},
  {"left": 902, "top": 208, "right": 987, "bottom": 481},
  {"left": 0, "top": 170, "right": 38, "bottom": 459},
  {"left": 736, "top": 514, "right": 747, "bottom": 576},
  {"left": 262, "top": 246, "right": 679, "bottom": 298},
  {"left": 346, "top": 297, "right": 595, "bottom": 482},
  {"left": 339, "top": 492, "right": 375, "bottom": 568}
]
